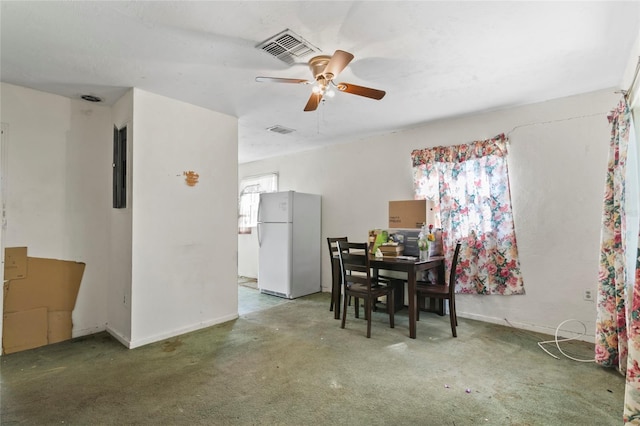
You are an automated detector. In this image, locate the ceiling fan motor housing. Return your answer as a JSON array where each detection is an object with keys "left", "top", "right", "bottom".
[{"left": 308, "top": 55, "right": 333, "bottom": 80}]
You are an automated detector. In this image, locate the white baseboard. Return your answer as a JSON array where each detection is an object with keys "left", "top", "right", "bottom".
[
  {"left": 459, "top": 312, "right": 595, "bottom": 343},
  {"left": 127, "top": 313, "right": 239, "bottom": 349},
  {"left": 72, "top": 325, "right": 106, "bottom": 339},
  {"left": 105, "top": 325, "right": 132, "bottom": 348}
]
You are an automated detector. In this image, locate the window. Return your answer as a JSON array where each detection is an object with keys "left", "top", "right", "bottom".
[
  {"left": 238, "top": 173, "right": 278, "bottom": 234},
  {"left": 411, "top": 134, "right": 525, "bottom": 295}
]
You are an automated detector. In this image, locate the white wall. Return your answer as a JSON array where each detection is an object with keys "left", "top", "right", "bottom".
[
  {"left": 0, "top": 82, "right": 112, "bottom": 337},
  {"left": 1, "top": 84, "right": 240, "bottom": 351},
  {"left": 107, "top": 89, "right": 134, "bottom": 343},
  {"left": 239, "top": 89, "right": 619, "bottom": 340},
  {"left": 67, "top": 97, "right": 112, "bottom": 337},
  {"left": 129, "top": 89, "right": 238, "bottom": 348}
]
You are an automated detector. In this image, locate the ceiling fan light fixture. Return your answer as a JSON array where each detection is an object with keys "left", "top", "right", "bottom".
[{"left": 255, "top": 49, "right": 386, "bottom": 111}]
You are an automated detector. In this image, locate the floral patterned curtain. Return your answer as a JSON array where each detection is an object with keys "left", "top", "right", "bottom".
[
  {"left": 411, "top": 134, "right": 525, "bottom": 295},
  {"left": 595, "top": 98, "right": 640, "bottom": 423}
]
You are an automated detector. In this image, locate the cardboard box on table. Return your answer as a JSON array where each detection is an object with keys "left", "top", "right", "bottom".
[
  {"left": 388, "top": 200, "right": 429, "bottom": 229},
  {"left": 388, "top": 200, "right": 443, "bottom": 257},
  {"left": 3, "top": 248, "right": 85, "bottom": 354},
  {"left": 385, "top": 200, "right": 445, "bottom": 308}
]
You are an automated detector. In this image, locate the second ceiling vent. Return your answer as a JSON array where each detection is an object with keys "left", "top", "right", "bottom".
[{"left": 266, "top": 125, "right": 295, "bottom": 135}]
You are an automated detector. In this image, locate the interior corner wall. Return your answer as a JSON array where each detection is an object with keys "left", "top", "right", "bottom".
[
  {"left": 239, "top": 88, "right": 620, "bottom": 341},
  {"left": 0, "top": 82, "right": 112, "bottom": 340},
  {"left": 106, "top": 89, "right": 134, "bottom": 345},
  {"left": 129, "top": 88, "right": 238, "bottom": 348}
]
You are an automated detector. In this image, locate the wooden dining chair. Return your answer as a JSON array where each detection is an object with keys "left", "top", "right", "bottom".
[
  {"left": 327, "top": 237, "right": 349, "bottom": 312},
  {"left": 415, "top": 242, "right": 462, "bottom": 337},
  {"left": 337, "top": 241, "right": 397, "bottom": 338}
]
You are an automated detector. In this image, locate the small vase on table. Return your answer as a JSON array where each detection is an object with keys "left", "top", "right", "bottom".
[
  {"left": 418, "top": 239, "right": 430, "bottom": 261},
  {"left": 419, "top": 247, "right": 430, "bottom": 261}
]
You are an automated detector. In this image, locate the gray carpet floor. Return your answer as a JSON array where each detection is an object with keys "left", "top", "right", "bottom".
[{"left": 1, "top": 289, "right": 624, "bottom": 425}]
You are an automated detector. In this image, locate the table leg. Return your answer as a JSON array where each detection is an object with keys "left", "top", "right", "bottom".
[
  {"left": 408, "top": 269, "right": 416, "bottom": 339},
  {"left": 332, "top": 257, "right": 341, "bottom": 320}
]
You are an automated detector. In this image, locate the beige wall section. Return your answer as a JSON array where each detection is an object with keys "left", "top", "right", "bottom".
[
  {"left": 239, "top": 88, "right": 619, "bottom": 340},
  {"left": 129, "top": 89, "right": 238, "bottom": 348},
  {"left": 0, "top": 82, "right": 112, "bottom": 339}
]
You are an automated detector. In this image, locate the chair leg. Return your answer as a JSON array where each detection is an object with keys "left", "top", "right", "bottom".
[
  {"left": 388, "top": 291, "right": 395, "bottom": 329},
  {"left": 330, "top": 287, "right": 334, "bottom": 312},
  {"left": 448, "top": 298, "right": 457, "bottom": 338},
  {"left": 355, "top": 297, "right": 360, "bottom": 319},
  {"left": 341, "top": 291, "right": 348, "bottom": 330},
  {"left": 366, "top": 298, "right": 372, "bottom": 338},
  {"left": 452, "top": 298, "right": 458, "bottom": 326}
]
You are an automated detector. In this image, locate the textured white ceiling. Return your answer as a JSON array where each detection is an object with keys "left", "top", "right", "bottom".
[{"left": 2, "top": 1, "right": 639, "bottom": 163}]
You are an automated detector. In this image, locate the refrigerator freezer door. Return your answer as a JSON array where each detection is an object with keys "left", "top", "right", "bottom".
[
  {"left": 258, "top": 222, "right": 292, "bottom": 298},
  {"left": 258, "top": 191, "right": 292, "bottom": 224}
]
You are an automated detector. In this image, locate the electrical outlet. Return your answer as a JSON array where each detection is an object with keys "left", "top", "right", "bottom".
[{"left": 583, "top": 289, "right": 594, "bottom": 301}]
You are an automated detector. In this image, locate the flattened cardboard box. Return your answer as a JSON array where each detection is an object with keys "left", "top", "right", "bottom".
[
  {"left": 4, "top": 247, "right": 27, "bottom": 280},
  {"left": 2, "top": 311, "right": 73, "bottom": 354},
  {"left": 48, "top": 311, "right": 73, "bottom": 344},
  {"left": 3, "top": 307, "right": 48, "bottom": 354},
  {"left": 4, "top": 257, "right": 85, "bottom": 313},
  {"left": 2, "top": 255, "right": 84, "bottom": 354}
]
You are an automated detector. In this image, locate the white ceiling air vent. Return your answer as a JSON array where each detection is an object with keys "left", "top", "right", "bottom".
[
  {"left": 256, "top": 29, "right": 320, "bottom": 65},
  {"left": 266, "top": 125, "right": 295, "bottom": 135}
]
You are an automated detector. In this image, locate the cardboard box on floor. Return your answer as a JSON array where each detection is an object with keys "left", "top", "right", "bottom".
[
  {"left": 4, "top": 246, "right": 27, "bottom": 280},
  {"left": 2, "top": 248, "right": 85, "bottom": 354}
]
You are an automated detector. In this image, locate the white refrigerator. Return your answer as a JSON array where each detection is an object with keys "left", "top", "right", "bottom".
[{"left": 257, "top": 191, "right": 321, "bottom": 299}]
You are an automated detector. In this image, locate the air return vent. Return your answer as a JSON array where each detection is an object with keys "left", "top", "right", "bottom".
[
  {"left": 256, "top": 29, "right": 320, "bottom": 65},
  {"left": 266, "top": 125, "right": 295, "bottom": 135}
]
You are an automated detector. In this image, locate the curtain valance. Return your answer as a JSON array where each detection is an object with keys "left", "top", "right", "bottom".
[{"left": 411, "top": 133, "right": 507, "bottom": 166}]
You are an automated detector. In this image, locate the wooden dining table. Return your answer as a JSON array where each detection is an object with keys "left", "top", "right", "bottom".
[{"left": 331, "top": 254, "right": 445, "bottom": 339}]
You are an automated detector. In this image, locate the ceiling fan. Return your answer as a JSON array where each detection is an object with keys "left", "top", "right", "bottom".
[{"left": 255, "top": 50, "right": 386, "bottom": 112}]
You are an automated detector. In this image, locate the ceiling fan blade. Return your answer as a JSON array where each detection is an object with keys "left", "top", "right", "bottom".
[
  {"left": 304, "top": 92, "right": 323, "bottom": 112},
  {"left": 255, "top": 77, "right": 311, "bottom": 84},
  {"left": 322, "top": 50, "right": 354, "bottom": 79},
  {"left": 336, "top": 83, "right": 386, "bottom": 100}
]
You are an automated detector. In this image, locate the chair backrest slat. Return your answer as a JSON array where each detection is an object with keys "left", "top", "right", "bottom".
[
  {"left": 337, "top": 241, "right": 372, "bottom": 290},
  {"left": 327, "top": 237, "right": 348, "bottom": 256}
]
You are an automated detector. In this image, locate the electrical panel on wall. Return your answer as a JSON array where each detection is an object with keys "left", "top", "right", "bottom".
[{"left": 113, "top": 125, "right": 126, "bottom": 208}]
